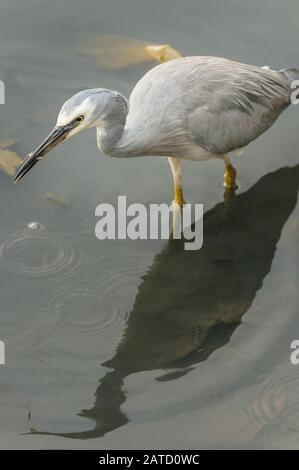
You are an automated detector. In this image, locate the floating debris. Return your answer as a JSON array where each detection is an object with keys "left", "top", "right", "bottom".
[
  {"left": 78, "top": 35, "right": 183, "bottom": 68},
  {"left": 0, "top": 140, "right": 22, "bottom": 177},
  {"left": 44, "top": 192, "right": 69, "bottom": 207},
  {"left": 145, "top": 44, "right": 182, "bottom": 62}
]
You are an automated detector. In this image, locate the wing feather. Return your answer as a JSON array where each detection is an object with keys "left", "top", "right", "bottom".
[
  {"left": 184, "top": 57, "right": 290, "bottom": 154},
  {"left": 128, "top": 56, "right": 291, "bottom": 156}
]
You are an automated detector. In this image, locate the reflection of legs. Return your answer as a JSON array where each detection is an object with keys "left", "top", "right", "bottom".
[
  {"left": 223, "top": 154, "right": 238, "bottom": 189},
  {"left": 168, "top": 157, "right": 186, "bottom": 208}
]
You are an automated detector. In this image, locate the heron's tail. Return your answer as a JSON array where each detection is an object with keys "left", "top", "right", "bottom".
[{"left": 279, "top": 67, "right": 299, "bottom": 84}]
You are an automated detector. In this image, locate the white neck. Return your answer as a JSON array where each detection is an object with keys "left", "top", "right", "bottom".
[{"left": 95, "top": 90, "right": 152, "bottom": 158}]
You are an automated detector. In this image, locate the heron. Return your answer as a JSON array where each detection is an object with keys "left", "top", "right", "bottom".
[{"left": 14, "top": 55, "right": 298, "bottom": 206}]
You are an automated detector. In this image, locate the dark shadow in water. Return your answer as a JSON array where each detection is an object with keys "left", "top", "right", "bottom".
[{"left": 32, "top": 165, "right": 299, "bottom": 439}]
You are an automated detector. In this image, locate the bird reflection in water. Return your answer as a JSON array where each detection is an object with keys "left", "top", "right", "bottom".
[{"left": 32, "top": 165, "right": 299, "bottom": 439}]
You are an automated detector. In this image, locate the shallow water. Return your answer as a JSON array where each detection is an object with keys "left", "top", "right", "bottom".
[{"left": 0, "top": 0, "right": 299, "bottom": 449}]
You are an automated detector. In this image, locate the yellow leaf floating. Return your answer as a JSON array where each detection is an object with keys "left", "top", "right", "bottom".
[
  {"left": 0, "top": 140, "right": 22, "bottom": 177},
  {"left": 78, "top": 35, "right": 183, "bottom": 69},
  {"left": 145, "top": 44, "right": 183, "bottom": 62}
]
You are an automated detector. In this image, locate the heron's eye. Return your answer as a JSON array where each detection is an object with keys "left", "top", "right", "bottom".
[{"left": 74, "top": 115, "right": 84, "bottom": 123}]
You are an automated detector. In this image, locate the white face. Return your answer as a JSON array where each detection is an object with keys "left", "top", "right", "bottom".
[
  {"left": 56, "top": 89, "right": 111, "bottom": 138},
  {"left": 14, "top": 88, "right": 123, "bottom": 184}
]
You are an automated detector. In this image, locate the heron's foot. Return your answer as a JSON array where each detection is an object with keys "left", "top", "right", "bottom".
[
  {"left": 223, "top": 164, "right": 238, "bottom": 190},
  {"left": 174, "top": 185, "right": 186, "bottom": 208}
]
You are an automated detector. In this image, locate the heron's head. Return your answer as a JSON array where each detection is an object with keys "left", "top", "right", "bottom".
[{"left": 14, "top": 88, "right": 125, "bottom": 183}]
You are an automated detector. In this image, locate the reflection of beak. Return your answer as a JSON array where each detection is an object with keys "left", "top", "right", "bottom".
[{"left": 14, "top": 124, "right": 74, "bottom": 183}]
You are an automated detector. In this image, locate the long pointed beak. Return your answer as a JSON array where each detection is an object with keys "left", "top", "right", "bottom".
[{"left": 14, "top": 124, "right": 74, "bottom": 183}]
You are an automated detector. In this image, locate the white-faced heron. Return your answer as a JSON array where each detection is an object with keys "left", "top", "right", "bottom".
[{"left": 14, "top": 53, "right": 298, "bottom": 206}]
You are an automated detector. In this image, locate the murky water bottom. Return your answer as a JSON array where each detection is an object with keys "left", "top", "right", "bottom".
[{"left": 0, "top": 0, "right": 299, "bottom": 450}]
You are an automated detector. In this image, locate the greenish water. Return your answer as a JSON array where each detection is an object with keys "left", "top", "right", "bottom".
[{"left": 0, "top": 0, "right": 298, "bottom": 449}]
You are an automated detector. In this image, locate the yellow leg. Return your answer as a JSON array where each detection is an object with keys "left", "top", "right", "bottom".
[
  {"left": 223, "top": 155, "right": 238, "bottom": 190},
  {"left": 174, "top": 184, "right": 186, "bottom": 208},
  {"left": 168, "top": 157, "right": 186, "bottom": 208}
]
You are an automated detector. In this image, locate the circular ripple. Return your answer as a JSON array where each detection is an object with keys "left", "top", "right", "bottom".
[
  {"left": 245, "top": 365, "right": 299, "bottom": 433},
  {"left": 46, "top": 245, "right": 153, "bottom": 339},
  {"left": 49, "top": 284, "right": 125, "bottom": 339},
  {"left": 0, "top": 228, "right": 83, "bottom": 279},
  {"left": 0, "top": 226, "right": 154, "bottom": 342}
]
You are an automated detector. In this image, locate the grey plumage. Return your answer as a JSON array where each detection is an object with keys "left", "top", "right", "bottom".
[
  {"left": 118, "top": 57, "right": 294, "bottom": 158},
  {"left": 14, "top": 55, "right": 299, "bottom": 189}
]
